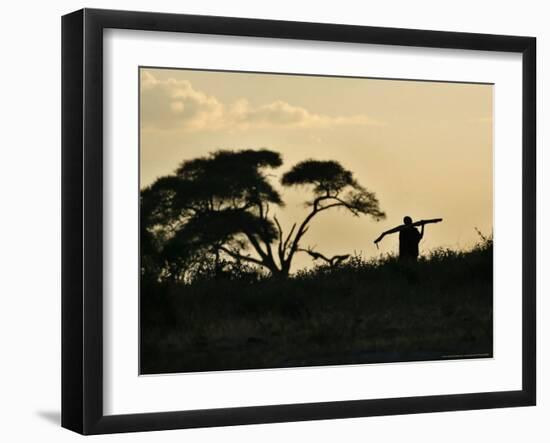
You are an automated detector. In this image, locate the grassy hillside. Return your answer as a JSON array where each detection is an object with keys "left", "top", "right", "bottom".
[{"left": 140, "top": 238, "right": 493, "bottom": 374}]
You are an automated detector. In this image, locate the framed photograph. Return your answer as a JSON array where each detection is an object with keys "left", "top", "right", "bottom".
[{"left": 62, "top": 8, "right": 536, "bottom": 435}]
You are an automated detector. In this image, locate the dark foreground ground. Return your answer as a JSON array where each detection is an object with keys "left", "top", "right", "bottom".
[{"left": 140, "top": 240, "right": 493, "bottom": 374}]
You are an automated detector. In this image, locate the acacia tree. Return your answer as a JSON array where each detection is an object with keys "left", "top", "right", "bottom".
[
  {"left": 275, "top": 160, "right": 385, "bottom": 275},
  {"left": 141, "top": 149, "right": 283, "bottom": 281},
  {"left": 141, "top": 149, "right": 385, "bottom": 281}
]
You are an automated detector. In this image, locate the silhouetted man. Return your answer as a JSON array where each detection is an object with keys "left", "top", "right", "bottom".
[
  {"left": 373, "top": 215, "right": 442, "bottom": 261},
  {"left": 399, "top": 216, "right": 423, "bottom": 260}
]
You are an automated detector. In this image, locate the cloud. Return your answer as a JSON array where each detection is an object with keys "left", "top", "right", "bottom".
[{"left": 141, "top": 71, "right": 381, "bottom": 132}]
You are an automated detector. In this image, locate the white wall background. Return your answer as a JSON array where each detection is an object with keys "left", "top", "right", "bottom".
[{"left": 0, "top": 0, "right": 545, "bottom": 441}]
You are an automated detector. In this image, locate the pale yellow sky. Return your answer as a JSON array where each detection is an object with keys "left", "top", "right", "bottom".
[{"left": 140, "top": 67, "right": 493, "bottom": 272}]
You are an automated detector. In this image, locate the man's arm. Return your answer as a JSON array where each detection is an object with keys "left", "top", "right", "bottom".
[
  {"left": 374, "top": 225, "right": 403, "bottom": 244},
  {"left": 419, "top": 224, "right": 425, "bottom": 239},
  {"left": 375, "top": 218, "right": 441, "bottom": 245}
]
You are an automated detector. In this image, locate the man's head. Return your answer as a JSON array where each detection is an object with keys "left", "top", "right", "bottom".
[{"left": 403, "top": 216, "right": 413, "bottom": 225}]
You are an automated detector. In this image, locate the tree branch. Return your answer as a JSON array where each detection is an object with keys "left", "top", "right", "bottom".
[
  {"left": 273, "top": 215, "right": 285, "bottom": 265},
  {"left": 256, "top": 203, "right": 276, "bottom": 265},
  {"left": 284, "top": 206, "right": 317, "bottom": 269},
  {"left": 243, "top": 231, "right": 269, "bottom": 261},
  {"left": 219, "top": 246, "right": 265, "bottom": 267},
  {"left": 282, "top": 223, "right": 296, "bottom": 254},
  {"left": 282, "top": 194, "right": 362, "bottom": 272},
  {"left": 316, "top": 196, "right": 361, "bottom": 214},
  {"left": 297, "top": 247, "right": 331, "bottom": 263},
  {"left": 298, "top": 247, "right": 350, "bottom": 267}
]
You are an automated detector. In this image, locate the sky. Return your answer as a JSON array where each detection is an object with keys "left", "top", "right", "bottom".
[{"left": 140, "top": 67, "right": 493, "bottom": 272}]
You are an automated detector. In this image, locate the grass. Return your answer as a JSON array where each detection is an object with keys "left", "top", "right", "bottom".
[{"left": 140, "top": 238, "right": 493, "bottom": 374}]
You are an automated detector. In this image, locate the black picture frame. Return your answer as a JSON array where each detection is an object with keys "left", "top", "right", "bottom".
[{"left": 62, "top": 8, "right": 536, "bottom": 435}]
